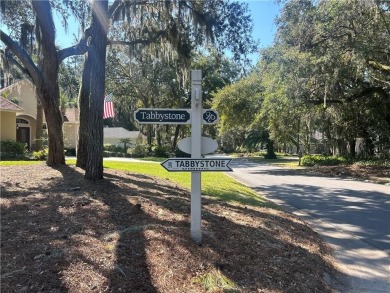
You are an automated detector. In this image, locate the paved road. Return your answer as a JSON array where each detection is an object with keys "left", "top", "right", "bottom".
[{"left": 229, "top": 159, "right": 390, "bottom": 293}]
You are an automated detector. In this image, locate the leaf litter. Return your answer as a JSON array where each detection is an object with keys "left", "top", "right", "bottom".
[{"left": 0, "top": 163, "right": 340, "bottom": 292}]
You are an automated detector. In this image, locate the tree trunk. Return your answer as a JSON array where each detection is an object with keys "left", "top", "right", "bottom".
[
  {"left": 171, "top": 125, "right": 181, "bottom": 151},
  {"left": 84, "top": 0, "right": 108, "bottom": 180},
  {"left": 35, "top": 97, "right": 44, "bottom": 151},
  {"left": 349, "top": 139, "right": 356, "bottom": 158},
  {"left": 147, "top": 125, "right": 153, "bottom": 153},
  {"left": 37, "top": 83, "right": 65, "bottom": 165},
  {"left": 33, "top": 1, "right": 65, "bottom": 165},
  {"left": 76, "top": 53, "right": 92, "bottom": 169}
]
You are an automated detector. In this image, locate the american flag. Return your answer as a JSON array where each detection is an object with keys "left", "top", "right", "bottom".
[{"left": 103, "top": 93, "right": 115, "bottom": 119}]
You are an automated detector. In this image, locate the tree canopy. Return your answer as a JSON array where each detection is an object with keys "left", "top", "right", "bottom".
[{"left": 1, "top": 0, "right": 258, "bottom": 179}]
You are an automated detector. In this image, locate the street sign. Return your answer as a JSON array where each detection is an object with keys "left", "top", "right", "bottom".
[
  {"left": 202, "top": 109, "right": 219, "bottom": 125},
  {"left": 134, "top": 108, "right": 191, "bottom": 124},
  {"left": 133, "top": 71, "right": 229, "bottom": 243},
  {"left": 178, "top": 136, "right": 218, "bottom": 155},
  {"left": 134, "top": 108, "right": 219, "bottom": 125},
  {"left": 161, "top": 158, "right": 232, "bottom": 172}
]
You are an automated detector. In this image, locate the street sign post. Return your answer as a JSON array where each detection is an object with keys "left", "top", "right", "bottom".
[
  {"left": 134, "top": 70, "right": 230, "bottom": 244},
  {"left": 134, "top": 108, "right": 191, "bottom": 124},
  {"left": 190, "top": 70, "right": 202, "bottom": 243},
  {"left": 161, "top": 158, "right": 232, "bottom": 172}
]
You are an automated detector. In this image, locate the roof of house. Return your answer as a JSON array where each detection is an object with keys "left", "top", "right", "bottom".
[
  {"left": 0, "top": 96, "right": 24, "bottom": 112},
  {"left": 103, "top": 127, "right": 141, "bottom": 139},
  {"left": 0, "top": 79, "right": 33, "bottom": 95}
]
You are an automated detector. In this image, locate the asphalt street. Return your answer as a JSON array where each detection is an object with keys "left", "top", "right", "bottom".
[{"left": 228, "top": 158, "right": 390, "bottom": 293}]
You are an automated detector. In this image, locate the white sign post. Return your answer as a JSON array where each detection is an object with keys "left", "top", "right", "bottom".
[
  {"left": 134, "top": 70, "right": 232, "bottom": 244},
  {"left": 190, "top": 70, "right": 203, "bottom": 243}
]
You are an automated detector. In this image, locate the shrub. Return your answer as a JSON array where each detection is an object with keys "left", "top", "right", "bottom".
[
  {"left": 354, "top": 159, "right": 390, "bottom": 168},
  {"left": 152, "top": 145, "right": 170, "bottom": 158},
  {"left": 103, "top": 144, "right": 123, "bottom": 153},
  {"left": 0, "top": 140, "right": 27, "bottom": 158},
  {"left": 129, "top": 144, "right": 148, "bottom": 158},
  {"left": 32, "top": 149, "right": 48, "bottom": 160},
  {"left": 301, "top": 154, "right": 347, "bottom": 166}
]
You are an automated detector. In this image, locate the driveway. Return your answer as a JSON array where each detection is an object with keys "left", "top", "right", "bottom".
[{"left": 229, "top": 158, "right": 390, "bottom": 293}]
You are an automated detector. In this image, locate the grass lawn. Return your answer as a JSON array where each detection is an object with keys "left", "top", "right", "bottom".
[
  {"left": 65, "top": 158, "right": 274, "bottom": 208},
  {"left": 0, "top": 160, "right": 42, "bottom": 166},
  {"left": 0, "top": 158, "right": 276, "bottom": 208}
]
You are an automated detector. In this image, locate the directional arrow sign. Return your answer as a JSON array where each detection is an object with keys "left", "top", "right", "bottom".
[
  {"left": 134, "top": 108, "right": 191, "bottom": 124},
  {"left": 161, "top": 158, "right": 232, "bottom": 172},
  {"left": 202, "top": 109, "right": 219, "bottom": 125}
]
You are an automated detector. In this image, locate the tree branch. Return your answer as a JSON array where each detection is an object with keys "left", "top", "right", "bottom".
[
  {"left": 1, "top": 48, "right": 32, "bottom": 78},
  {"left": 57, "top": 27, "right": 93, "bottom": 63},
  {"left": 307, "top": 86, "right": 388, "bottom": 105},
  {"left": 108, "top": 0, "right": 122, "bottom": 19},
  {"left": 0, "top": 29, "right": 42, "bottom": 86}
]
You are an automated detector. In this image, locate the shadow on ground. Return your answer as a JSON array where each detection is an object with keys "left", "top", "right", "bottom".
[{"left": 1, "top": 163, "right": 339, "bottom": 292}]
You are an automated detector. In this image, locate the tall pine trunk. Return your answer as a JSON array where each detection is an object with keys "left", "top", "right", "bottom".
[{"left": 84, "top": 0, "right": 108, "bottom": 180}]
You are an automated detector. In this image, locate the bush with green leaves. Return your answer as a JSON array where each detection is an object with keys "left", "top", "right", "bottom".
[
  {"left": 354, "top": 159, "right": 390, "bottom": 168},
  {"left": 32, "top": 149, "right": 48, "bottom": 160},
  {"left": 301, "top": 154, "right": 348, "bottom": 166},
  {"left": 0, "top": 140, "right": 27, "bottom": 158},
  {"left": 129, "top": 144, "right": 148, "bottom": 158},
  {"left": 152, "top": 145, "right": 170, "bottom": 158},
  {"left": 103, "top": 144, "right": 124, "bottom": 153}
]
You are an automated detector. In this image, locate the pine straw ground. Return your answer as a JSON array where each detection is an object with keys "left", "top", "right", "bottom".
[{"left": 1, "top": 163, "right": 339, "bottom": 293}]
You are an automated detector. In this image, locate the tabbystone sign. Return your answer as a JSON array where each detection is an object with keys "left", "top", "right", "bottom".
[
  {"left": 161, "top": 158, "right": 232, "bottom": 172},
  {"left": 134, "top": 108, "right": 219, "bottom": 125},
  {"left": 134, "top": 108, "right": 191, "bottom": 124}
]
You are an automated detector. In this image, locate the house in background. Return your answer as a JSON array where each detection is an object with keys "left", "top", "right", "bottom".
[
  {"left": 0, "top": 80, "right": 38, "bottom": 150},
  {"left": 1, "top": 80, "right": 143, "bottom": 153},
  {"left": 62, "top": 107, "right": 79, "bottom": 148},
  {"left": 0, "top": 96, "right": 25, "bottom": 142},
  {"left": 0, "top": 80, "right": 79, "bottom": 150},
  {"left": 103, "top": 127, "right": 145, "bottom": 148}
]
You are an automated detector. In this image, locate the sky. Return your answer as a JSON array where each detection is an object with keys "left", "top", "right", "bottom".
[
  {"left": 246, "top": 0, "right": 281, "bottom": 49},
  {"left": 54, "top": 0, "right": 281, "bottom": 63}
]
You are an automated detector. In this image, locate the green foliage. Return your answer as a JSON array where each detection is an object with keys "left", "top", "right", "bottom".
[
  {"left": 354, "top": 159, "right": 390, "bottom": 168},
  {"left": 32, "top": 149, "right": 48, "bottom": 160},
  {"left": 257, "top": 0, "right": 390, "bottom": 158},
  {"left": 0, "top": 140, "right": 27, "bottom": 159},
  {"left": 301, "top": 155, "right": 347, "bottom": 166},
  {"left": 103, "top": 144, "right": 124, "bottom": 153},
  {"left": 129, "top": 144, "right": 148, "bottom": 158},
  {"left": 213, "top": 71, "right": 263, "bottom": 131},
  {"left": 152, "top": 145, "right": 170, "bottom": 158},
  {"left": 119, "top": 138, "right": 133, "bottom": 151}
]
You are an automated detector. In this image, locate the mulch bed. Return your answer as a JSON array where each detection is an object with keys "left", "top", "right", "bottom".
[{"left": 1, "top": 163, "right": 338, "bottom": 292}]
